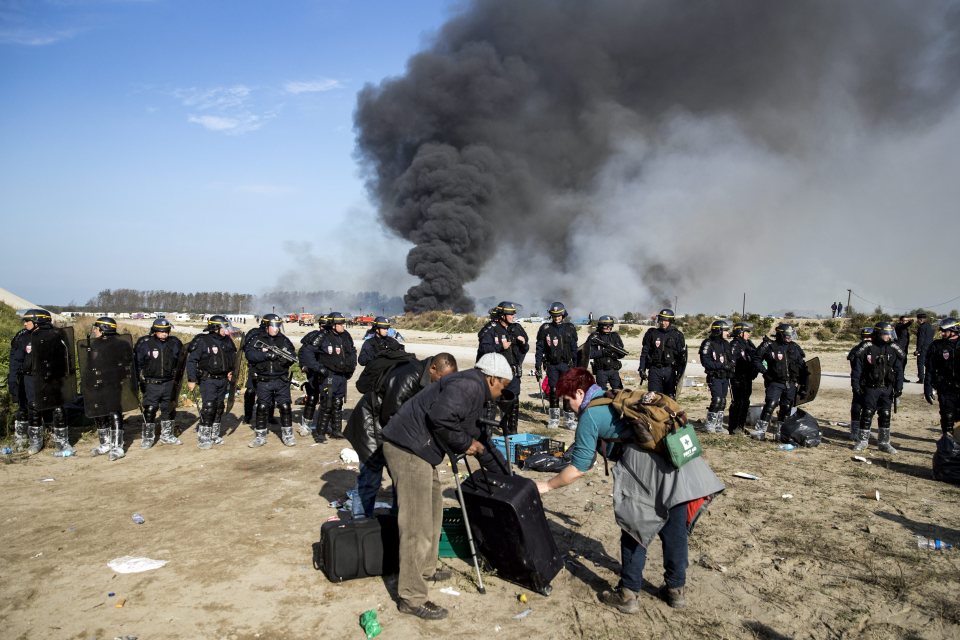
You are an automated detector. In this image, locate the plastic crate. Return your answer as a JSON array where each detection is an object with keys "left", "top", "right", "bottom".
[
  {"left": 516, "top": 439, "right": 567, "bottom": 467},
  {"left": 438, "top": 507, "right": 471, "bottom": 559},
  {"left": 490, "top": 433, "right": 545, "bottom": 464}
]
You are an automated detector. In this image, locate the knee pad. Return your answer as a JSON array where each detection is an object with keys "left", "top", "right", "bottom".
[
  {"left": 877, "top": 409, "right": 892, "bottom": 428},
  {"left": 143, "top": 405, "right": 159, "bottom": 423}
]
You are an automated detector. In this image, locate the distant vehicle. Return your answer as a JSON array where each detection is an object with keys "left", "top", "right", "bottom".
[
  {"left": 352, "top": 315, "right": 375, "bottom": 326},
  {"left": 297, "top": 313, "right": 315, "bottom": 326},
  {"left": 176, "top": 313, "right": 192, "bottom": 321}
]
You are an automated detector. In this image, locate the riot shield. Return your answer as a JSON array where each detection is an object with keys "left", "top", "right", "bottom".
[
  {"left": 32, "top": 326, "right": 78, "bottom": 411},
  {"left": 798, "top": 356, "right": 821, "bottom": 406},
  {"left": 78, "top": 334, "right": 138, "bottom": 418},
  {"left": 224, "top": 331, "right": 246, "bottom": 414}
]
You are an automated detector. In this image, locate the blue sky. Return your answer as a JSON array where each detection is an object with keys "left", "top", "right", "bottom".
[{"left": 1, "top": 0, "right": 452, "bottom": 306}]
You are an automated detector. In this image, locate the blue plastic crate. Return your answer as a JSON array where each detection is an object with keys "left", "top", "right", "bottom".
[{"left": 490, "top": 433, "right": 546, "bottom": 464}]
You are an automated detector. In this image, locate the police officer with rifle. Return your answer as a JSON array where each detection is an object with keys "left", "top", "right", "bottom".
[
  {"left": 586, "top": 315, "right": 626, "bottom": 391},
  {"left": 244, "top": 313, "right": 297, "bottom": 447},
  {"left": 477, "top": 301, "right": 528, "bottom": 435}
]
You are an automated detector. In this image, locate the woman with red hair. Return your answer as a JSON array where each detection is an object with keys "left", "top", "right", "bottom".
[{"left": 536, "top": 367, "right": 723, "bottom": 612}]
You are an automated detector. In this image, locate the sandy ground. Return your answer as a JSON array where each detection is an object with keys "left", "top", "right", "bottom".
[{"left": 2, "top": 325, "right": 958, "bottom": 640}]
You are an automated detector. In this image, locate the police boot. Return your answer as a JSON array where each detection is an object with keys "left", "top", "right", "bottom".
[
  {"left": 141, "top": 422, "right": 157, "bottom": 449},
  {"left": 849, "top": 421, "right": 861, "bottom": 443},
  {"left": 564, "top": 410, "right": 578, "bottom": 431},
  {"left": 108, "top": 414, "right": 125, "bottom": 461},
  {"left": 279, "top": 403, "right": 296, "bottom": 447},
  {"left": 52, "top": 426, "right": 74, "bottom": 457},
  {"left": 197, "top": 411, "right": 214, "bottom": 450},
  {"left": 716, "top": 411, "right": 726, "bottom": 435},
  {"left": 91, "top": 426, "right": 112, "bottom": 456},
  {"left": 248, "top": 429, "right": 268, "bottom": 448},
  {"left": 701, "top": 412, "right": 718, "bottom": 433},
  {"left": 877, "top": 411, "right": 897, "bottom": 454},
  {"left": 299, "top": 403, "right": 317, "bottom": 437},
  {"left": 211, "top": 421, "right": 224, "bottom": 445},
  {"left": 159, "top": 420, "right": 182, "bottom": 445},
  {"left": 598, "top": 586, "right": 639, "bottom": 615},
  {"left": 315, "top": 397, "right": 332, "bottom": 442},
  {"left": 329, "top": 397, "right": 345, "bottom": 439},
  {"left": 13, "top": 420, "right": 28, "bottom": 452},
  {"left": 547, "top": 408, "right": 560, "bottom": 429},
  {"left": 27, "top": 425, "right": 45, "bottom": 455},
  {"left": 242, "top": 389, "right": 256, "bottom": 425},
  {"left": 749, "top": 420, "right": 770, "bottom": 441}
]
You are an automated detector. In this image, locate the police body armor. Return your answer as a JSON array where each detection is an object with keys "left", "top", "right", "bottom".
[
  {"left": 539, "top": 323, "right": 577, "bottom": 366},
  {"left": 929, "top": 339, "right": 960, "bottom": 392},
  {"left": 859, "top": 343, "right": 904, "bottom": 388}
]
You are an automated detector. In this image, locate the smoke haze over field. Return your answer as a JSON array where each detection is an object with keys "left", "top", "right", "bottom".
[{"left": 355, "top": 0, "right": 960, "bottom": 316}]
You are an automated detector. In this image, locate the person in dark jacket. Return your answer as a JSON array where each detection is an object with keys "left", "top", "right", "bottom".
[
  {"left": 638, "top": 308, "right": 687, "bottom": 398},
  {"left": 916, "top": 313, "right": 935, "bottom": 383},
  {"left": 477, "top": 301, "right": 528, "bottom": 435},
  {"left": 586, "top": 315, "right": 626, "bottom": 391},
  {"left": 728, "top": 321, "right": 759, "bottom": 435},
  {"left": 297, "top": 314, "right": 328, "bottom": 437},
  {"left": 924, "top": 318, "right": 959, "bottom": 437},
  {"left": 699, "top": 319, "right": 733, "bottom": 434},
  {"left": 894, "top": 316, "right": 913, "bottom": 383},
  {"left": 358, "top": 316, "right": 405, "bottom": 366},
  {"left": 134, "top": 317, "right": 184, "bottom": 448},
  {"left": 315, "top": 311, "right": 357, "bottom": 440},
  {"left": 846, "top": 327, "right": 874, "bottom": 442},
  {"left": 85, "top": 317, "right": 135, "bottom": 461},
  {"left": 381, "top": 353, "right": 511, "bottom": 621},
  {"left": 749, "top": 323, "right": 809, "bottom": 441},
  {"left": 186, "top": 315, "right": 237, "bottom": 450},
  {"left": 536, "top": 302, "right": 579, "bottom": 429},
  {"left": 239, "top": 316, "right": 268, "bottom": 425},
  {"left": 345, "top": 353, "right": 458, "bottom": 518},
  {"left": 851, "top": 321, "right": 905, "bottom": 453},
  {"left": 243, "top": 313, "right": 297, "bottom": 448}
]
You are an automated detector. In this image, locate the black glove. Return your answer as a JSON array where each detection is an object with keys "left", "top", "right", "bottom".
[
  {"left": 535, "top": 365, "right": 542, "bottom": 378},
  {"left": 797, "top": 385, "right": 808, "bottom": 401},
  {"left": 638, "top": 370, "right": 647, "bottom": 383},
  {"left": 266, "top": 351, "right": 277, "bottom": 361},
  {"left": 894, "top": 388, "right": 903, "bottom": 399},
  {"left": 924, "top": 387, "right": 934, "bottom": 404}
]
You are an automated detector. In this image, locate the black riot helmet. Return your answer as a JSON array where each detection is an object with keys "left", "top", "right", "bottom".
[
  {"left": 373, "top": 316, "right": 391, "bottom": 329},
  {"left": 262, "top": 313, "right": 283, "bottom": 331},
  {"left": 207, "top": 315, "right": 231, "bottom": 332},
  {"left": 732, "top": 321, "right": 754, "bottom": 337},
  {"left": 597, "top": 315, "right": 615, "bottom": 331},
  {"left": 775, "top": 323, "right": 797, "bottom": 341},
  {"left": 488, "top": 307, "right": 498, "bottom": 320},
  {"left": 22, "top": 308, "right": 53, "bottom": 326},
  {"left": 710, "top": 318, "right": 733, "bottom": 336},
  {"left": 873, "top": 321, "right": 895, "bottom": 341},
  {"left": 94, "top": 316, "right": 118, "bottom": 335},
  {"left": 548, "top": 302, "right": 568, "bottom": 319},
  {"left": 860, "top": 326, "right": 874, "bottom": 340},
  {"left": 151, "top": 318, "right": 174, "bottom": 334},
  {"left": 939, "top": 317, "right": 959, "bottom": 336},
  {"left": 657, "top": 308, "right": 676, "bottom": 325},
  {"left": 496, "top": 301, "right": 518, "bottom": 321},
  {"left": 328, "top": 311, "right": 347, "bottom": 324}
]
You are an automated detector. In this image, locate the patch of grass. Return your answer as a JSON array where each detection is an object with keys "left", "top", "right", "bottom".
[{"left": 394, "top": 311, "right": 487, "bottom": 334}]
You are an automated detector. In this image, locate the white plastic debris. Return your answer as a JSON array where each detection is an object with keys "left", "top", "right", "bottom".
[
  {"left": 781, "top": 494, "right": 793, "bottom": 500},
  {"left": 439, "top": 587, "right": 461, "bottom": 596},
  {"left": 513, "top": 608, "right": 533, "bottom": 619},
  {"left": 107, "top": 556, "right": 168, "bottom": 574},
  {"left": 852, "top": 456, "right": 872, "bottom": 465},
  {"left": 339, "top": 448, "right": 360, "bottom": 464},
  {"left": 733, "top": 472, "right": 759, "bottom": 480}
]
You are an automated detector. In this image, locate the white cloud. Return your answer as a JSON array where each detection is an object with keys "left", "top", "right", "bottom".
[
  {"left": 0, "top": 28, "right": 77, "bottom": 45},
  {"left": 188, "top": 113, "right": 264, "bottom": 135},
  {"left": 174, "top": 85, "right": 251, "bottom": 111},
  {"left": 283, "top": 78, "right": 344, "bottom": 94}
]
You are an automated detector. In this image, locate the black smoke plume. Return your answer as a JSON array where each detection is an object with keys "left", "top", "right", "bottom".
[{"left": 355, "top": 0, "right": 960, "bottom": 314}]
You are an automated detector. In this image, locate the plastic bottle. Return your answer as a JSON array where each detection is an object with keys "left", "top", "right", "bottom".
[
  {"left": 359, "top": 609, "right": 381, "bottom": 639},
  {"left": 53, "top": 450, "right": 74, "bottom": 458},
  {"left": 916, "top": 535, "right": 953, "bottom": 550},
  {"left": 778, "top": 443, "right": 795, "bottom": 451},
  {"left": 132, "top": 513, "right": 145, "bottom": 525},
  {"left": 1, "top": 447, "right": 12, "bottom": 455}
]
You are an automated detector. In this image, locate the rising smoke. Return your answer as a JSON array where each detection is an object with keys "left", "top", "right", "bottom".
[{"left": 355, "top": 0, "right": 960, "bottom": 315}]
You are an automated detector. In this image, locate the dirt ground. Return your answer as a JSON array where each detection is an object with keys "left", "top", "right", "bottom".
[{"left": 2, "top": 325, "right": 959, "bottom": 640}]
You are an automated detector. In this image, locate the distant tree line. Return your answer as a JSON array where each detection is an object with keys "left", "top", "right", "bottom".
[{"left": 47, "top": 289, "right": 256, "bottom": 314}]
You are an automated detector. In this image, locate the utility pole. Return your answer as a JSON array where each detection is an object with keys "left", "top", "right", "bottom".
[
  {"left": 674, "top": 296, "right": 678, "bottom": 315},
  {"left": 846, "top": 289, "right": 852, "bottom": 316},
  {"left": 742, "top": 292, "right": 746, "bottom": 317}
]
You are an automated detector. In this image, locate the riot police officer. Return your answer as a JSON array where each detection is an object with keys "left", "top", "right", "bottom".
[
  {"left": 750, "top": 323, "right": 809, "bottom": 441},
  {"left": 244, "top": 313, "right": 297, "bottom": 447},
  {"left": 297, "top": 313, "right": 329, "bottom": 436},
  {"left": 239, "top": 316, "right": 269, "bottom": 425},
  {"left": 846, "top": 327, "right": 874, "bottom": 442},
  {"left": 315, "top": 311, "right": 357, "bottom": 440},
  {"left": 134, "top": 317, "right": 184, "bottom": 448},
  {"left": 924, "top": 318, "right": 959, "bottom": 437},
  {"left": 916, "top": 313, "right": 934, "bottom": 383},
  {"left": 699, "top": 319, "right": 734, "bottom": 434},
  {"left": 8, "top": 309, "right": 73, "bottom": 455},
  {"left": 637, "top": 308, "right": 687, "bottom": 398},
  {"left": 728, "top": 321, "right": 759, "bottom": 435},
  {"left": 477, "top": 301, "right": 528, "bottom": 435},
  {"left": 86, "top": 317, "right": 134, "bottom": 461},
  {"left": 536, "top": 302, "right": 579, "bottom": 429},
  {"left": 587, "top": 315, "right": 626, "bottom": 391},
  {"left": 186, "top": 315, "right": 237, "bottom": 450},
  {"left": 358, "top": 316, "right": 405, "bottom": 366},
  {"left": 851, "top": 321, "right": 905, "bottom": 453}
]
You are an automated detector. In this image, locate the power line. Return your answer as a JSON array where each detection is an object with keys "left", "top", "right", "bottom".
[{"left": 849, "top": 291, "right": 960, "bottom": 314}]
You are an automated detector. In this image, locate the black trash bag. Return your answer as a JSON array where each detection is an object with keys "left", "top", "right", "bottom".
[
  {"left": 779, "top": 409, "right": 821, "bottom": 447},
  {"left": 933, "top": 434, "right": 960, "bottom": 485},
  {"left": 523, "top": 451, "right": 571, "bottom": 472}
]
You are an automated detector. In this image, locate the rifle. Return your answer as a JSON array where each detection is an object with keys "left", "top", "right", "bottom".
[
  {"left": 589, "top": 335, "right": 628, "bottom": 359},
  {"left": 253, "top": 339, "right": 297, "bottom": 364}
]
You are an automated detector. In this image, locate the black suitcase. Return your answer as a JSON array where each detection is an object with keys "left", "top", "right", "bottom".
[
  {"left": 461, "top": 469, "right": 564, "bottom": 595},
  {"left": 319, "top": 515, "right": 399, "bottom": 582}
]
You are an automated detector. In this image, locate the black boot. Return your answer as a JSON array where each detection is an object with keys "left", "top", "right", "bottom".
[{"left": 329, "top": 397, "right": 345, "bottom": 439}]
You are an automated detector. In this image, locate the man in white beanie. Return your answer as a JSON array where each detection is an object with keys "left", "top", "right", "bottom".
[{"left": 381, "top": 352, "right": 512, "bottom": 620}]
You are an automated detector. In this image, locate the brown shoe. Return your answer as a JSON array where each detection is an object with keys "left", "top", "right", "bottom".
[
  {"left": 397, "top": 599, "right": 449, "bottom": 620},
  {"left": 658, "top": 586, "right": 686, "bottom": 609},
  {"left": 598, "top": 587, "right": 639, "bottom": 614}
]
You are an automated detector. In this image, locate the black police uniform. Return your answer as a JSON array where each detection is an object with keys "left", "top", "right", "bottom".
[
  {"left": 917, "top": 321, "right": 934, "bottom": 382},
  {"left": 753, "top": 337, "right": 809, "bottom": 426},
  {"left": 638, "top": 326, "right": 687, "bottom": 398},
  {"left": 135, "top": 333, "right": 183, "bottom": 424},
  {"left": 478, "top": 320, "right": 529, "bottom": 434},
  {"left": 851, "top": 338, "right": 905, "bottom": 448},
  {"left": 239, "top": 326, "right": 266, "bottom": 423},
  {"left": 316, "top": 328, "right": 357, "bottom": 437},
  {"left": 925, "top": 336, "right": 960, "bottom": 435},
  {"left": 13, "top": 323, "right": 72, "bottom": 452},
  {"left": 536, "top": 320, "right": 579, "bottom": 404},
  {"left": 244, "top": 332, "right": 296, "bottom": 431},
  {"left": 588, "top": 330, "right": 625, "bottom": 390},
  {"left": 186, "top": 330, "right": 237, "bottom": 442},
  {"left": 729, "top": 334, "right": 758, "bottom": 433},
  {"left": 298, "top": 326, "right": 328, "bottom": 431},
  {"left": 847, "top": 338, "right": 872, "bottom": 435},
  {"left": 358, "top": 333, "right": 405, "bottom": 366},
  {"left": 8, "top": 329, "right": 31, "bottom": 433},
  {"left": 699, "top": 334, "right": 733, "bottom": 426}
]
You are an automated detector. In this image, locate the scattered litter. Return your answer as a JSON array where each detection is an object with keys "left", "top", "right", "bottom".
[
  {"left": 311, "top": 443, "right": 322, "bottom": 447},
  {"left": 494, "top": 625, "right": 502, "bottom": 632},
  {"left": 778, "top": 444, "right": 795, "bottom": 451},
  {"left": 440, "top": 587, "right": 461, "bottom": 596},
  {"left": 733, "top": 472, "right": 759, "bottom": 480},
  {"left": 1, "top": 447, "right": 12, "bottom": 455},
  {"left": 517, "top": 592, "right": 527, "bottom": 603},
  {"left": 115, "top": 597, "right": 126, "bottom": 608},
  {"left": 836, "top": 421, "right": 850, "bottom": 427},
  {"left": 865, "top": 490, "right": 880, "bottom": 501},
  {"left": 31, "top": 552, "right": 43, "bottom": 558},
  {"left": 339, "top": 448, "right": 360, "bottom": 464},
  {"left": 513, "top": 607, "right": 533, "bottom": 619},
  {"left": 917, "top": 535, "right": 954, "bottom": 550},
  {"left": 698, "top": 555, "right": 727, "bottom": 572},
  {"left": 852, "top": 456, "right": 872, "bottom": 465},
  {"left": 108, "top": 592, "right": 115, "bottom": 597},
  {"left": 107, "top": 556, "right": 168, "bottom": 574},
  {"left": 113, "top": 636, "right": 138, "bottom": 640},
  {"left": 345, "top": 466, "right": 358, "bottom": 471},
  {"left": 781, "top": 494, "right": 793, "bottom": 500},
  {"left": 131, "top": 513, "right": 145, "bottom": 525},
  {"left": 40, "top": 477, "right": 55, "bottom": 482}
]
